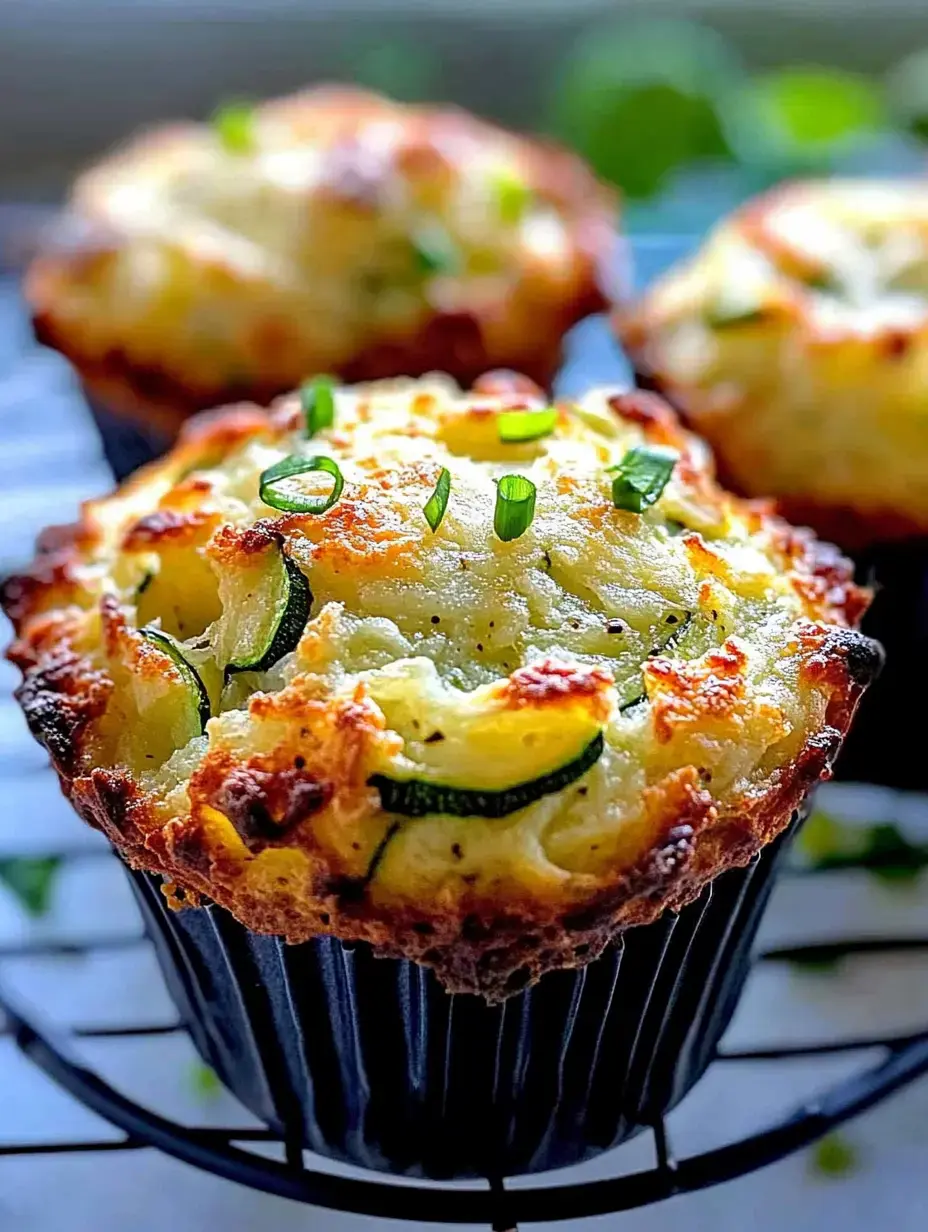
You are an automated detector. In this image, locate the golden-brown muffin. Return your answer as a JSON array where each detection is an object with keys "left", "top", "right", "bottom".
[
  {"left": 26, "top": 86, "right": 619, "bottom": 439},
  {"left": 619, "top": 180, "right": 928, "bottom": 548},
  {"left": 2, "top": 372, "right": 879, "bottom": 997}
]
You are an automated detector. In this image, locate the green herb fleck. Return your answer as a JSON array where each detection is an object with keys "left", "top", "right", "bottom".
[
  {"left": 498, "top": 408, "right": 558, "bottom": 444},
  {"left": 490, "top": 168, "right": 532, "bottom": 226},
  {"left": 259, "top": 454, "right": 344, "bottom": 515},
  {"left": 411, "top": 222, "right": 460, "bottom": 276},
  {"left": 494, "top": 474, "right": 537, "bottom": 542},
  {"left": 187, "top": 1061, "right": 223, "bottom": 1101},
  {"left": 609, "top": 446, "right": 678, "bottom": 513},
  {"left": 809, "top": 1132, "right": 860, "bottom": 1179},
  {"left": 301, "top": 375, "right": 336, "bottom": 439},
  {"left": 0, "top": 857, "right": 62, "bottom": 918},
  {"left": 423, "top": 467, "right": 451, "bottom": 532},
  {"left": 211, "top": 101, "right": 256, "bottom": 155}
]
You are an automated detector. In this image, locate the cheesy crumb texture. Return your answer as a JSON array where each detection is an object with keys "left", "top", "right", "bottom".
[
  {"left": 619, "top": 180, "right": 928, "bottom": 546},
  {"left": 3, "top": 374, "right": 878, "bottom": 996}
]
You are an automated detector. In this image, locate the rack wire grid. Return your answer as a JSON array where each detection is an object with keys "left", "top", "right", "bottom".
[{"left": 1, "top": 227, "right": 928, "bottom": 1229}]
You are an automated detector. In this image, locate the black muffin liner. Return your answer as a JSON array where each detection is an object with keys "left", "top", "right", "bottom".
[
  {"left": 833, "top": 541, "right": 928, "bottom": 790},
  {"left": 84, "top": 390, "right": 174, "bottom": 481},
  {"left": 127, "top": 814, "right": 797, "bottom": 1180}
]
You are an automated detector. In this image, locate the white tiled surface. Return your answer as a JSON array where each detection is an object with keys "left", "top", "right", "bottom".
[{"left": 1, "top": 278, "right": 927, "bottom": 1231}]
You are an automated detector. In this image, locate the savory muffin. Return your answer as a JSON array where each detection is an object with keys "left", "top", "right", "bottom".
[
  {"left": 26, "top": 86, "right": 618, "bottom": 441},
  {"left": 2, "top": 372, "right": 879, "bottom": 998},
  {"left": 619, "top": 179, "right": 928, "bottom": 547}
]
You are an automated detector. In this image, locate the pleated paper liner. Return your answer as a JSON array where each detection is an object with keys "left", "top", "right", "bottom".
[
  {"left": 128, "top": 812, "right": 798, "bottom": 1180},
  {"left": 84, "top": 390, "right": 173, "bottom": 481},
  {"left": 834, "top": 540, "right": 928, "bottom": 790}
]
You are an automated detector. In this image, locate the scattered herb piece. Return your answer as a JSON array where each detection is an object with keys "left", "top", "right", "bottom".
[
  {"left": 494, "top": 475, "right": 537, "bottom": 541},
  {"left": 212, "top": 101, "right": 255, "bottom": 155},
  {"left": 259, "top": 455, "right": 344, "bottom": 515},
  {"left": 411, "top": 222, "right": 459, "bottom": 276},
  {"left": 809, "top": 1132, "right": 860, "bottom": 1179},
  {"left": 301, "top": 375, "right": 336, "bottom": 438},
  {"left": 187, "top": 1061, "right": 223, "bottom": 1101},
  {"left": 0, "top": 857, "right": 62, "bottom": 918},
  {"left": 609, "top": 446, "right": 677, "bottom": 513},
  {"left": 491, "top": 167, "right": 532, "bottom": 225},
  {"left": 423, "top": 467, "right": 451, "bottom": 532},
  {"left": 498, "top": 408, "right": 558, "bottom": 444}
]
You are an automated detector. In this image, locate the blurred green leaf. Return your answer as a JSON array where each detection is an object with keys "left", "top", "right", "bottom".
[
  {"left": 795, "top": 812, "right": 926, "bottom": 887},
  {"left": 187, "top": 1061, "right": 223, "bottom": 1101},
  {"left": 796, "top": 811, "right": 861, "bottom": 864},
  {"left": 809, "top": 1132, "right": 860, "bottom": 1179},
  {"left": 887, "top": 48, "right": 928, "bottom": 142},
  {"left": 550, "top": 20, "right": 743, "bottom": 200},
  {"left": 0, "top": 857, "right": 61, "bottom": 918},
  {"left": 723, "top": 67, "right": 886, "bottom": 175},
  {"left": 346, "top": 37, "right": 439, "bottom": 103},
  {"left": 861, "top": 823, "right": 925, "bottom": 886}
]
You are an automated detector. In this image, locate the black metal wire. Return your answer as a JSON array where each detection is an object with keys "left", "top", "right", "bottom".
[
  {"left": 2, "top": 841, "right": 928, "bottom": 1224},
  {"left": 3, "top": 960, "right": 928, "bottom": 1224}
]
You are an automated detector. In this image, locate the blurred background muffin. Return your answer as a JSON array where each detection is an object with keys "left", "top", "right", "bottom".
[
  {"left": 25, "top": 85, "right": 619, "bottom": 477},
  {"left": 618, "top": 179, "right": 928, "bottom": 788}
]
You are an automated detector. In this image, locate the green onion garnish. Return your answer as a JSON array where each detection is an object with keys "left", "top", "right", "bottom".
[
  {"left": 491, "top": 168, "right": 532, "bottom": 226},
  {"left": 609, "top": 446, "right": 677, "bottom": 514},
  {"left": 259, "top": 455, "right": 344, "bottom": 514},
  {"left": 301, "top": 375, "right": 336, "bottom": 438},
  {"left": 492, "top": 168, "right": 527, "bottom": 226},
  {"left": 212, "top": 101, "right": 255, "bottom": 155},
  {"left": 494, "top": 474, "right": 536, "bottom": 541},
  {"left": 423, "top": 467, "right": 451, "bottom": 532},
  {"left": 498, "top": 407, "right": 557, "bottom": 443},
  {"left": 411, "top": 222, "right": 459, "bottom": 276}
]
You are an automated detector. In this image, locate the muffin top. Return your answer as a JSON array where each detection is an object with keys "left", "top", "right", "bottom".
[
  {"left": 26, "top": 86, "right": 617, "bottom": 428},
  {"left": 3, "top": 372, "right": 878, "bottom": 997},
  {"left": 619, "top": 179, "right": 928, "bottom": 544}
]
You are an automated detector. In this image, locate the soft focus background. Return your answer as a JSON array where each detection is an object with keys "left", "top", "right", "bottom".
[{"left": 2, "top": 2, "right": 928, "bottom": 1229}]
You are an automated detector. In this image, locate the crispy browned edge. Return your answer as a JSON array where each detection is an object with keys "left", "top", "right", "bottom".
[
  {"left": 25, "top": 85, "right": 621, "bottom": 440},
  {"left": 1, "top": 390, "right": 883, "bottom": 1000}
]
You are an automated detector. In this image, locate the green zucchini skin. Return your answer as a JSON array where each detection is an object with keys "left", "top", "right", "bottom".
[
  {"left": 225, "top": 552, "right": 312, "bottom": 680},
  {"left": 369, "top": 731, "right": 604, "bottom": 819},
  {"left": 140, "top": 626, "right": 212, "bottom": 732}
]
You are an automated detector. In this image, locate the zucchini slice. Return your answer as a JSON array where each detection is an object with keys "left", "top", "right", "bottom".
[
  {"left": 220, "top": 546, "right": 312, "bottom": 680},
  {"left": 369, "top": 731, "right": 604, "bottom": 819},
  {"left": 140, "top": 626, "right": 212, "bottom": 735}
]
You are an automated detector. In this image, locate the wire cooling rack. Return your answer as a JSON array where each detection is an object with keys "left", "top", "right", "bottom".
[
  {"left": 2, "top": 822, "right": 928, "bottom": 1231},
  {"left": 1, "top": 232, "right": 928, "bottom": 1229}
]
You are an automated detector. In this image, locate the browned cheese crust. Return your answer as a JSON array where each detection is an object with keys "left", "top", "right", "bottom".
[{"left": 3, "top": 375, "right": 880, "bottom": 998}]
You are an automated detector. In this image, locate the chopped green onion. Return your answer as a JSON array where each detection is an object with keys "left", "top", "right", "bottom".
[
  {"left": 212, "top": 101, "right": 255, "bottom": 155},
  {"left": 301, "top": 375, "right": 336, "bottom": 438},
  {"left": 411, "top": 222, "right": 459, "bottom": 276},
  {"left": 0, "top": 856, "right": 61, "bottom": 918},
  {"left": 498, "top": 407, "right": 558, "bottom": 444},
  {"left": 494, "top": 474, "right": 536, "bottom": 541},
  {"left": 423, "top": 467, "right": 451, "bottom": 532},
  {"left": 259, "top": 455, "right": 344, "bottom": 514},
  {"left": 609, "top": 446, "right": 677, "bottom": 514},
  {"left": 491, "top": 167, "right": 532, "bottom": 226}
]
